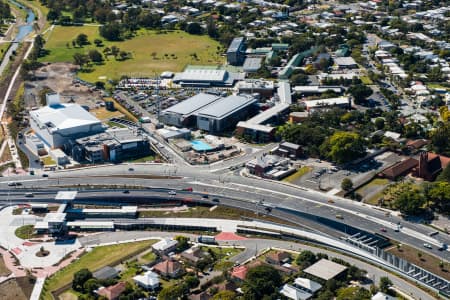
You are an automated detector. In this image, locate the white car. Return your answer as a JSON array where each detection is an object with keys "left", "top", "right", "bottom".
[
  {"left": 423, "top": 243, "right": 432, "bottom": 249},
  {"left": 168, "top": 191, "right": 177, "bottom": 195}
]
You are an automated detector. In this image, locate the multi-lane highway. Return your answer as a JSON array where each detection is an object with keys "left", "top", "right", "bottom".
[{"left": 1, "top": 162, "right": 449, "bottom": 261}]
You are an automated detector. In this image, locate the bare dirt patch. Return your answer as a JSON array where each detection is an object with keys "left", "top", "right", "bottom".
[
  {"left": 0, "top": 277, "right": 35, "bottom": 300},
  {"left": 24, "top": 62, "right": 103, "bottom": 109}
]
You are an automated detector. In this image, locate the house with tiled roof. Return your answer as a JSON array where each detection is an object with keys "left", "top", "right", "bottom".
[
  {"left": 96, "top": 282, "right": 126, "bottom": 300},
  {"left": 231, "top": 265, "right": 248, "bottom": 281},
  {"left": 153, "top": 259, "right": 184, "bottom": 278},
  {"left": 266, "top": 251, "right": 291, "bottom": 265}
]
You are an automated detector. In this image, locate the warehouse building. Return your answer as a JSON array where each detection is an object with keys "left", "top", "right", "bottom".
[
  {"left": 30, "top": 93, "right": 105, "bottom": 148},
  {"left": 69, "top": 128, "right": 151, "bottom": 163},
  {"left": 227, "top": 37, "right": 246, "bottom": 65},
  {"left": 172, "top": 68, "right": 244, "bottom": 87},
  {"left": 196, "top": 94, "right": 258, "bottom": 133},
  {"left": 160, "top": 93, "right": 221, "bottom": 127}
]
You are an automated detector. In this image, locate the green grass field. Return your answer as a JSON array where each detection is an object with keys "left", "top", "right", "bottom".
[
  {"left": 14, "top": 225, "right": 35, "bottom": 239},
  {"left": 41, "top": 240, "right": 156, "bottom": 300},
  {"left": 40, "top": 26, "right": 224, "bottom": 83},
  {"left": 282, "top": 166, "right": 312, "bottom": 183}
]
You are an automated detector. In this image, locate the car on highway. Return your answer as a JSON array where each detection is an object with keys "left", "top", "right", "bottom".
[
  {"left": 42, "top": 174, "right": 49, "bottom": 177},
  {"left": 423, "top": 243, "right": 432, "bottom": 249},
  {"left": 128, "top": 167, "right": 134, "bottom": 171},
  {"left": 380, "top": 228, "right": 387, "bottom": 232},
  {"left": 7, "top": 182, "right": 17, "bottom": 186},
  {"left": 202, "top": 194, "right": 209, "bottom": 199},
  {"left": 168, "top": 190, "right": 176, "bottom": 195},
  {"left": 335, "top": 214, "right": 344, "bottom": 219},
  {"left": 123, "top": 190, "right": 130, "bottom": 194},
  {"left": 25, "top": 192, "right": 34, "bottom": 198},
  {"left": 212, "top": 198, "right": 220, "bottom": 203},
  {"left": 182, "top": 187, "right": 193, "bottom": 192}
]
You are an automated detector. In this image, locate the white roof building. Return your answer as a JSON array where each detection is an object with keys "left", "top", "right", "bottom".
[
  {"left": 280, "top": 284, "right": 313, "bottom": 300},
  {"left": 30, "top": 101, "right": 104, "bottom": 148},
  {"left": 133, "top": 271, "right": 160, "bottom": 290},
  {"left": 152, "top": 238, "right": 178, "bottom": 253},
  {"left": 371, "top": 291, "right": 397, "bottom": 300},
  {"left": 294, "top": 277, "right": 322, "bottom": 294}
]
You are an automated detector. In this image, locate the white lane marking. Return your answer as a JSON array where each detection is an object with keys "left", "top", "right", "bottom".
[{"left": 191, "top": 181, "right": 442, "bottom": 247}]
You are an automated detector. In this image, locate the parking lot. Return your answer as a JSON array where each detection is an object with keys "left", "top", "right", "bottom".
[{"left": 287, "top": 151, "right": 402, "bottom": 194}]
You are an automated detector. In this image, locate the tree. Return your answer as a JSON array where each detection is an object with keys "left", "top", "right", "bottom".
[
  {"left": 94, "top": 39, "right": 103, "bottom": 47},
  {"left": 186, "top": 22, "right": 202, "bottom": 35},
  {"left": 213, "top": 290, "right": 236, "bottom": 300},
  {"left": 110, "top": 46, "right": 120, "bottom": 58},
  {"left": 379, "top": 276, "right": 392, "bottom": 294},
  {"left": 83, "top": 278, "right": 100, "bottom": 294},
  {"left": 99, "top": 23, "right": 122, "bottom": 41},
  {"left": 73, "top": 53, "right": 89, "bottom": 68},
  {"left": 207, "top": 17, "right": 218, "bottom": 38},
  {"left": 47, "top": 9, "right": 60, "bottom": 22},
  {"left": 341, "top": 178, "right": 353, "bottom": 191},
  {"left": 348, "top": 84, "right": 372, "bottom": 104},
  {"left": 431, "top": 122, "right": 450, "bottom": 156},
  {"left": 394, "top": 185, "right": 426, "bottom": 215},
  {"left": 320, "top": 131, "right": 366, "bottom": 164},
  {"left": 374, "top": 118, "right": 385, "bottom": 130},
  {"left": 158, "top": 283, "right": 188, "bottom": 300},
  {"left": 185, "top": 275, "right": 200, "bottom": 289},
  {"left": 72, "top": 268, "right": 92, "bottom": 292},
  {"left": 175, "top": 235, "right": 189, "bottom": 252},
  {"left": 437, "top": 164, "right": 450, "bottom": 183},
  {"left": 295, "top": 250, "right": 317, "bottom": 268},
  {"left": 242, "top": 265, "right": 282, "bottom": 299},
  {"left": 119, "top": 51, "right": 129, "bottom": 61},
  {"left": 76, "top": 33, "right": 89, "bottom": 47},
  {"left": 88, "top": 49, "right": 103, "bottom": 63},
  {"left": 426, "top": 182, "right": 450, "bottom": 213},
  {"left": 291, "top": 73, "right": 309, "bottom": 85}
]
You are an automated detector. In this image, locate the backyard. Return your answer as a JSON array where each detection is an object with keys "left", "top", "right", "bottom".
[
  {"left": 39, "top": 26, "right": 224, "bottom": 82},
  {"left": 41, "top": 240, "right": 156, "bottom": 300}
]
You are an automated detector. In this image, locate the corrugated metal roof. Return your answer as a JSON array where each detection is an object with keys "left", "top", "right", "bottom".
[
  {"left": 162, "top": 93, "right": 221, "bottom": 115},
  {"left": 196, "top": 95, "right": 256, "bottom": 119},
  {"left": 227, "top": 37, "right": 245, "bottom": 53}
]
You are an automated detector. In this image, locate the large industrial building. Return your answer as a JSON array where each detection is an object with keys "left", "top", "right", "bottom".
[
  {"left": 68, "top": 128, "right": 151, "bottom": 163},
  {"left": 227, "top": 37, "right": 246, "bottom": 65},
  {"left": 160, "top": 93, "right": 221, "bottom": 127},
  {"left": 196, "top": 94, "right": 258, "bottom": 133},
  {"left": 29, "top": 93, "right": 105, "bottom": 148},
  {"left": 172, "top": 68, "right": 244, "bottom": 87},
  {"left": 161, "top": 93, "right": 258, "bottom": 133}
]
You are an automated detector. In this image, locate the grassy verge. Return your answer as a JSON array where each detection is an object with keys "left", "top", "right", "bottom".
[
  {"left": 282, "top": 166, "right": 312, "bottom": 183},
  {"left": 128, "top": 155, "right": 156, "bottom": 163},
  {"left": 39, "top": 27, "right": 224, "bottom": 83},
  {"left": 41, "top": 240, "right": 156, "bottom": 300},
  {"left": 41, "top": 156, "right": 56, "bottom": 166},
  {"left": 387, "top": 243, "right": 450, "bottom": 281},
  {"left": 103, "top": 97, "right": 138, "bottom": 122},
  {"left": 14, "top": 224, "right": 36, "bottom": 239},
  {"left": 0, "top": 43, "right": 11, "bottom": 62},
  {"left": 138, "top": 205, "right": 298, "bottom": 227},
  {"left": 360, "top": 76, "right": 373, "bottom": 85}
]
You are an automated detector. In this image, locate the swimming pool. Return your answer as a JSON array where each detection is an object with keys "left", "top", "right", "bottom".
[{"left": 191, "top": 140, "right": 213, "bottom": 152}]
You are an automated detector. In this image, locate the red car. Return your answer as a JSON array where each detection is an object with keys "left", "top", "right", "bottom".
[{"left": 380, "top": 228, "right": 387, "bottom": 232}]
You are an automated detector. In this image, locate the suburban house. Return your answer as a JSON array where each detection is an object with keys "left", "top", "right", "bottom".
[
  {"left": 133, "top": 270, "right": 160, "bottom": 290},
  {"left": 153, "top": 259, "right": 184, "bottom": 278},
  {"left": 95, "top": 282, "right": 126, "bottom": 300},
  {"left": 181, "top": 247, "right": 209, "bottom": 265},
  {"left": 265, "top": 251, "right": 291, "bottom": 265},
  {"left": 303, "top": 259, "right": 347, "bottom": 281},
  {"left": 152, "top": 238, "right": 178, "bottom": 255}
]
